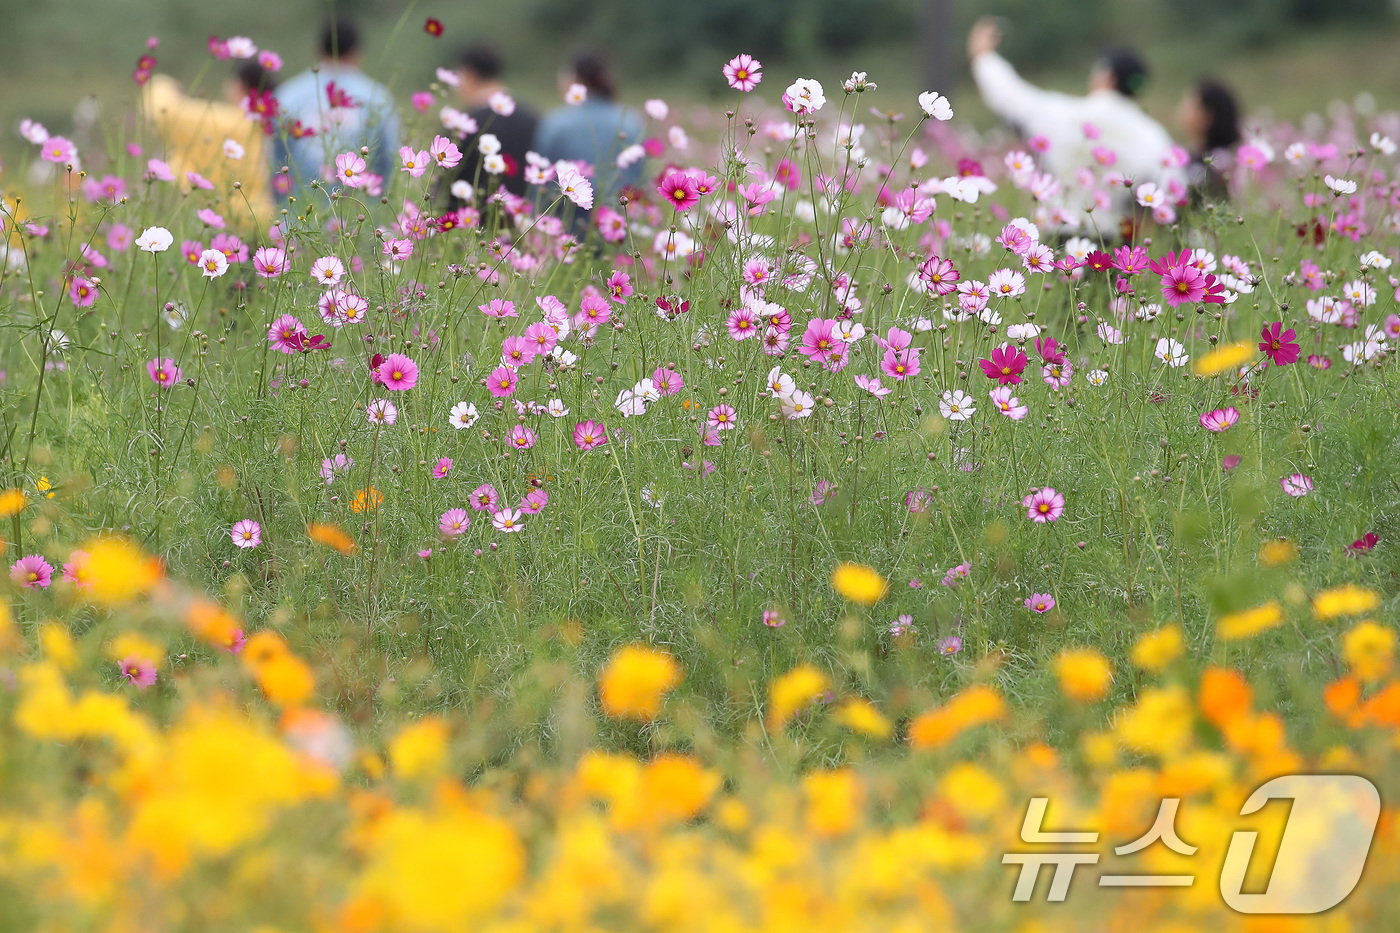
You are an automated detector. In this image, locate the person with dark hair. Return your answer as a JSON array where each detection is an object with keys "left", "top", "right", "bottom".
[
  {"left": 1178, "top": 79, "right": 1242, "bottom": 205},
  {"left": 141, "top": 62, "right": 278, "bottom": 225},
  {"left": 967, "top": 17, "right": 1183, "bottom": 234},
  {"left": 446, "top": 43, "right": 539, "bottom": 201},
  {"left": 531, "top": 51, "right": 645, "bottom": 222},
  {"left": 273, "top": 15, "right": 399, "bottom": 201}
]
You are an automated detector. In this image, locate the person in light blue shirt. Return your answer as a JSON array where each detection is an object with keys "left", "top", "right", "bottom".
[
  {"left": 272, "top": 16, "right": 399, "bottom": 204},
  {"left": 532, "top": 53, "right": 644, "bottom": 224}
]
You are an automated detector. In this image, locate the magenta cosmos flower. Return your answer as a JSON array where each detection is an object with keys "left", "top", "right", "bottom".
[
  {"left": 1024, "top": 593, "right": 1056, "bottom": 613},
  {"left": 723, "top": 53, "right": 762, "bottom": 92},
  {"left": 120, "top": 656, "right": 157, "bottom": 688},
  {"left": 978, "top": 345, "right": 1027, "bottom": 385},
  {"left": 268, "top": 314, "right": 307, "bottom": 353},
  {"left": 1024, "top": 487, "right": 1065, "bottom": 523},
  {"left": 231, "top": 519, "right": 261, "bottom": 549},
  {"left": 798, "top": 318, "right": 844, "bottom": 363},
  {"left": 147, "top": 357, "right": 182, "bottom": 387},
  {"left": 10, "top": 554, "right": 53, "bottom": 588},
  {"left": 1199, "top": 407, "right": 1240, "bottom": 432},
  {"left": 573, "top": 420, "right": 608, "bottom": 450},
  {"left": 432, "top": 457, "right": 453, "bottom": 479},
  {"left": 1281, "top": 474, "right": 1313, "bottom": 497},
  {"left": 487, "top": 366, "right": 518, "bottom": 398},
  {"left": 508, "top": 424, "right": 537, "bottom": 450},
  {"left": 378, "top": 353, "right": 419, "bottom": 390},
  {"left": 658, "top": 171, "right": 700, "bottom": 211},
  {"left": 1258, "top": 322, "right": 1301, "bottom": 366},
  {"left": 470, "top": 484, "right": 499, "bottom": 511}
]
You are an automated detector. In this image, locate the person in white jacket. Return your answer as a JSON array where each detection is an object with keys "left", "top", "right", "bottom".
[{"left": 968, "top": 17, "right": 1184, "bottom": 237}]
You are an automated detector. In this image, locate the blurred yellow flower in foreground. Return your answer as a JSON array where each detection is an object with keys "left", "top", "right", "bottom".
[
  {"left": 1258, "top": 537, "right": 1299, "bottom": 566},
  {"left": 307, "top": 522, "right": 356, "bottom": 554},
  {"left": 908, "top": 684, "right": 1005, "bottom": 749},
  {"left": 0, "top": 488, "right": 27, "bottom": 517},
  {"left": 1344, "top": 621, "right": 1394, "bottom": 682},
  {"left": 1193, "top": 340, "right": 1256, "bottom": 376},
  {"left": 803, "top": 768, "right": 863, "bottom": 836},
  {"left": 241, "top": 632, "right": 315, "bottom": 707},
  {"left": 1053, "top": 648, "right": 1113, "bottom": 702},
  {"left": 598, "top": 645, "right": 681, "bottom": 720},
  {"left": 830, "top": 562, "right": 888, "bottom": 605},
  {"left": 832, "top": 697, "right": 893, "bottom": 739},
  {"left": 1115, "top": 685, "right": 1193, "bottom": 757},
  {"left": 1131, "top": 624, "right": 1184, "bottom": 673},
  {"left": 82, "top": 536, "right": 162, "bottom": 605},
  {"left": 389, "top": 718, "right": 450, "bottom": 780},
  {"left": 767, "top": 664, "right": 827, "bottom": 729},
  {"left": 1314, "top": 583, "right": 1381, "bottom": 621},
  {"left": 1215, "top": 600, "right": 1282, "bottom": 640}
]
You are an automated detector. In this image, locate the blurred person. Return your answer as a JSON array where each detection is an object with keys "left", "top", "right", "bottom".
[
  {"left": 967, "top": 17, "right": 1182, "bottom": 236},
  {"left": 142, "top": 62, "right": 276, "bottom": 224},
  {"left": 1178, "top": 79, "right": 1242, "bottom": 205},
  {"left": 274, "top": 15, "right": 399, "bottom": 201},
  {"left": 532, "top": 52, "right": 644, "bottom": 222},
  {"left": 447, "top": 44, "right": 538, "bottom": 202}
]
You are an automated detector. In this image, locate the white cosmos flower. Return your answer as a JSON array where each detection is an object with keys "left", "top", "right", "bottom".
[
  {"left": 1154, "top": 337, "right": 1189, "bottom": 367},
  {"left": 918, "top": 91, "right": 953, "bottom": 121},
  {"left": 1325, "top": 174, "right": 1357, "bottom": 195},
  {"left": 449, "top": 401, "right": 479, "bottom": 429},
  {"left": 136, "top": 226, "right": 173, "bottom": 253},
  {"left": 767, "top": 367, "right": 796, "bottom": 398},
  {"left": 780, "top": 389, "right": 816, "bottom": 419},
  {"left": 939, "top": 389, "right": 976, "bottom": 421}
]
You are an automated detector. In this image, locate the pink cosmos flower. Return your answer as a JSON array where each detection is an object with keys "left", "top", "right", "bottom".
[
  {"left": 335, "top": 152, "right": 366, "bottom": 187},
  {"left": 855, "top": 374, "right": 891, "bottom": 398},
  {"left": 440, "top": 509, "right": 470, "bottom": 537},
  {"left": 268, "top": 314, "right": 307, "bottom": 353},
  {"left": 890, "top": 615, "right": 915, "bottom": 636},
  {"left": 430, "top": 135, "right": 462, "bottom": 169},
  {"left": 881, "top": 348, "right": 920, "bottom": 381},
  {"left": 606, "top": 270, "right": 633, "bottom": 304},
  {"left": 508, "top": 424, "right": 538, "bottom": 450},
  {"left": 1281, "top": 474, "right": 1313, "bottom": 497},
  {"left": 941, "top": 562, "right": 971, "bottom": 587},
  {"left": 383, "top": 239, "right": 413, "bottom": 262},
  {"left": 432, "top": 457, "right": 453, "bottom": 479},
  {"left": 40, "top": 136, "right": 77, "bottom": 164},
  {"left": 69, "top": 276, "right": 97, "bottom": 308},
  {"left": 524, "top": 322, "right": 559, "bottom": 355},
  {"left": 919, "top": 255, "right": 960, "bottom": 295},
  {"left": 62, "top": 550, "right": 91, "bottom": 588},
  {"left": 470, "top": 484, "right": 500, "bottom": 511},
  {"left": 520, "top": 489, "right": 549, "bottom": 514},
  {"left": 501, "top": 336, "right": 536, "bottom": 368},
  {"left": 10, "top": 554, "right": 53, "bottom": 589},
  {"left": 707, "top": 404, "right": 737, "bottom": 430},
  {"left": 479, "top": 298, "right": 518, "bottom": 318},
  {"left": 399, "top": 146, "right": 430, "bottom": 177},
  {"left": 573, "top": 420, "right": 608, "bottom": 450},
  {"left": 1024, "top": 487, "right": 1065, "bottom": 523},
  {"left": 723, "top": 53, "right": 763, "bottom": 92},
  {"left": 366, "top": 400, "right": 398, "bottom": 425},
  {"left": 147, "top": 357, "right": 182, "bottom": 387},
  {"left": 492, "top": 508, "right": 524, "bottom": 533},
  {"left": 762, "top": 610, "right": 786, "bottom": 628},
  {"left": 1041, "top": 361, "right": 1073, "bottom": 388},
  {"left": 658, "top": 171, "right": 700, "bottom": 211},
  {"left": 377, "top": 353, "right": 419, "bottom": 391},
  {"left": 487, "top": 366, "right": 518, "bottom": 398},
  {"left": 798, "top": 318, "right": 845, "bottom": 363},
  {"left": 727, "top": 306, "right": 760, "bottom": 340},
  {"left": 989, "top": 386, "right": 1028, "bottom": 420},
  {"left": 253, "top": 246, "right": 289, "bottom": 278},
  {"left": 231, "top": 519, "right": 261, "bottom": 549},
  {"left": 1024, "top": 593, "right": 1055, "bottom": 613},
  {"left": 1200, "top": 407, "right": 1239, "bottom": 432},
  {"left": 120, "top": 656, "right": 157, "bottom": 689},
  {"left": 979, "top": 345, "right": 1027, "bottom": 385}
]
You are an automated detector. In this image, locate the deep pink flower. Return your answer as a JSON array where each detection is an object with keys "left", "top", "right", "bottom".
[
  {"left": 377, "top": 353, "right": 419, "bottom": 391},
  {"left": 1259, "top": 322, "right": 1300, "bottom": 366},
  {"left": 432, "top": 457, "right": 453, "bottom": 479},
  {"left": 508, "top": 424, "right": 538, "bottom": 450},
  {"left": 1349, "top": 532, "right": 1379, "bottom": 555},
  {"left": 918, "top": 255, "right": 960, "bottom": 295},
  {"left": 658, "top": 171, "right": 700, "bottom": 211},
  {"left": 798, "top": 318, "right": 844, "bottom": 363},
  {"left": 487, "top": 366, "right": 518, "bottom": 398},
  {"left": 1200, "top": 407, "right": 1240, "bottom": 432},
  {"left": 1024, "top": 593, "right": 1055, "bottom": 613},
  {"left": 881, "top": 348, "right": 920, "bottom": 381},
  {"left": 978, "top": 345, "right": 1027, "bottom": 385}
]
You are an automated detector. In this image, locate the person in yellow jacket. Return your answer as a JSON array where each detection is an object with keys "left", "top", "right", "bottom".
[{"left": 142, "top": 63, "right": 275, "bottom": 229}]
